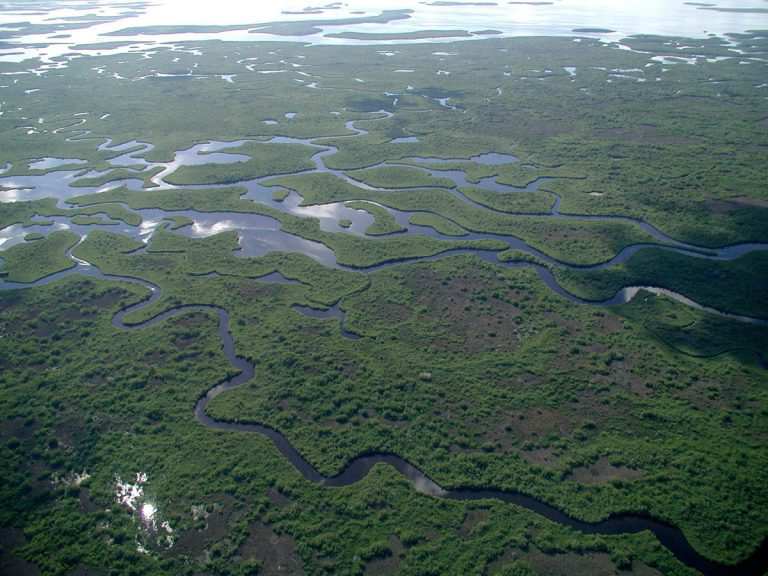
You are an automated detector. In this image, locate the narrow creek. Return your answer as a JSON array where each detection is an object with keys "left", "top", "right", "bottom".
[
  {"left": 3, "top": 109, "right": 767, "bottom": 274},
  {"left": 4, "top": 252, "right": 764, "bottom": 576},
  {"left": 2, "top": 110, "right": 768, "bottom": 575},
  {"left": 1, "top": 239, "right": 768, "bottom": 574}
]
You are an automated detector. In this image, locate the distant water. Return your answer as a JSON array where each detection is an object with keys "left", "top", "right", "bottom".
[{"left": 1, "top": 0, "right": 767, "bottom": 63}]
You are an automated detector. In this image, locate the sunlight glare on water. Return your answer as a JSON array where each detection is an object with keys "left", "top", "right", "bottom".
[
  {"left": 140, "top": 502, "right": 157, "bottom": 527},
  {"left": 0, "top": 0, "right": 767, "bottom": 63},
  {"left": 130, "top": 0, "right": 768, "bottom": 39}
]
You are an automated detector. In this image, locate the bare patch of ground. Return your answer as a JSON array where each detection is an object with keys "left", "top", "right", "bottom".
[
  {"left": 0, "top": 527, "right": 39, "bottom": 576},
  {"left": 0, "top": 527, "right": 25, "bottom": 551},
  {"left": 174, "top": 312, "right": 210, "bottom": 328},
  {"left": 627, "top": 375, "right": 652, "bottom": 396},
  {"left": 369, "top": 301, "right": 411, "bottom": 324},
  {"left": 238, "top": 522, "right": 304, "bottom": 575},
  {"left": 459, "top": 509, "right": 490, "bottom": 537},
  {"left": 172, "top": 495, "right": 241, "bottom": 559},
  {"left": 589, "top": 354, "right": 653, "bottom": 397},
  {"left": 237, "top": 281, "right": 282, "bottom": 299},
  {"left": 0, "top": 556, "right": 40, "bottom": 576},
  {"left": 629, "top": 560, "right": 664, "bottom": 576},
  {"left": 525, "top": 550, "right": 618, "bottom": 575},
  {"left": 54, "top": 415, "right": 96, "bottom": 452},
  {"left": 143, "top": 350, "right": 167, "bottom": 365},
  {"left": 675, "top": 375, "right": 759, "bottom": 417},
  {"left": 61, "top": 307, "right": 88, "bottom": 321},
  {"left": 86, "top": 289, "right": 125, "bottom": 308},
  {"left": 519, "top": 446, "right": 559, "bottom": 466},
  {"left": 364, "top": 535, "right": 404, "bottom": 576},
  {"left": 68, "top": 567, "right": 107, "bottom": 576},
  {"left": 32, "top": 321, "right": 53, "bottom": 338},
  {"left": 403, "top": 267, "right": 525, "bottom": 353},
  {"left": 567, "top": 456, "right": 643, "bottom": 485},
  {"left": 173, "top": 334, "right": 199, "bottom": 349},
  {"left": 707, "top": 196, "right": 768, "bottom": 213},
  {"left": 707, "top": 199, "right": 738, "bottom": 214},
  {"left": 599, "top": 313, "right": 625, "bottom": 333},
  {"left": 497, "top": 408, "right": 574, "bottom": 443},
  {"left": 525, "top": 550, "right": 659, "bottom": 576},
  {"left": 545, "top": 310, "right": 581, "bottom": 333},
  {"left": 730, "top": 196, "right": 768, "bottom": 209},
  {"left": 587, "top": 342, "right": 609, "bottom": 354},
  {"left": 487, "top": 406, "right": 576, "bottom": 456},
  {"left": 78, "top": 488, "right": 99, "bottom": 514},
  {"left": 266, "top": 487, "right": 291, "bottom": 508},
  {"left": 0, "top": 418, "right": 37, "bottom": 442}
]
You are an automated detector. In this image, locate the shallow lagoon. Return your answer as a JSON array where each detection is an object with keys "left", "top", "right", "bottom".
[{"left": 1, "top": 0, "right": 767, "bottom": 63}]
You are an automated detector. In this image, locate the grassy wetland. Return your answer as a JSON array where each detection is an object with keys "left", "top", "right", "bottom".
[{"left": 0, "top": 2, "right": 767, "bottom": 575}]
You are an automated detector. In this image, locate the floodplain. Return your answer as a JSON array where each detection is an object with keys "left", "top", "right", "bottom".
[{"left": 0, "top": 1, "right": 767, "bottom": 575}]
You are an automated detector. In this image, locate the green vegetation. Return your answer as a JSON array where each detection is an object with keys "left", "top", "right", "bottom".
[
  {"left": 0, "top": 32, "right": 764, "bottom": 247},
  {"left": 409, "top": 212, "right": 468, "bottom": 236},
  {"left": 5, "top": 245, "right": 764, "bottom": 574},
  {"left": 555, "top": 248, "right": 768, "bottom": 319},
  {"left": 460, "top": 186, "right": 556, "bottom": 214},
  {"left": 164, "top": 142, "right": 316, "bottom": 185},
  {"left": 73, "top": 229, "right": 370, "bottom": 316},
  {"left": 397, "top": 158, "right": 498, "bottom": 182},
  {"left": 346, "top": 166, "right": 456, "bottom": 190},
  {"left": 69, "top": 185, "right": 252, "bottom": 213},
  {"left": 0, "top": 230, "right": 79, "bottom": 282},
  {"left": 344, "top": 201, "right": 405, "bottom": 235},
  {"left": 0, "top": 198, "right": 141, "bottom": 228},
  {"left": 616, "top": 290, "right": 767, "bottom": 363},
  {"left": 0, "top": 199, "right": 64, "bottom": 229},
  {"left": 68, "top": 185, "right": 508, "bottom": 268},
  {"left": 70, "top": 215, "right": 117, "bottom": 225},
  {"left": 2, "top": 33, "right": 765, "bottom": 245},
  {"left": 23, "top": 228, "right": 765, "bottom": 569},
  {"left": 271, "top": 188, "right": 289, "bottom": 202},
  {"left": 497, "top": 248, "right": 548, "bottom": 265},
  {"left": 74, "top": 204, "right": 142, "bottom": 226},
  {"left": 198, "top": 253, "right": 767, "bottom": 565},
  {"left": 0, "top": 22, "right": 766, "bottom": 576},
  {"left": 163, "top": 215, "right": 194, "bottom": 230},
  {"left": 0, "top": 277, "right": 684, "bottom": 576},
  {"left": 268, "top": 172, "right": 662, "bottom": 265},
  {"left": 70, "top": 166, "right": 163, "bottom": 188}
]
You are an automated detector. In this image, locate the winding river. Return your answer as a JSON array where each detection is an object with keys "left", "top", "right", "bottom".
[
  {"left": 3, "top": 109, "right": 767, "bottom": 295},
  {"left": 1, "top": 238, "right": 767, "bottom": 574},
  {"left": 2, "top": 112, "right": 768, "bottom": 575}
]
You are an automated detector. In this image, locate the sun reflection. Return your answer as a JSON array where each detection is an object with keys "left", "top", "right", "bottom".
[
  {"left": 140, "top": 502, "right": 158, "bottom": 528},
  {"left": 139, "top": 219, "right": 163, "bottom": 242},
  {"left": 0, "top": 185, "right": 26, "bottom": 202},
  {"left": 114, "top": 472, "right": 175, "bottom": 551},
  {"left": 191, "top": 219, "right": 237, "bottom": 236}
]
